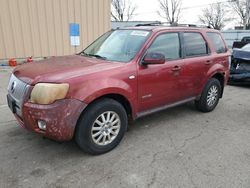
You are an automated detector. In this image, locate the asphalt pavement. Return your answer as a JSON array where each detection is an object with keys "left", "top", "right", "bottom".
[{"left": 0, "top": 67, "right": 250, "bottom": 188}]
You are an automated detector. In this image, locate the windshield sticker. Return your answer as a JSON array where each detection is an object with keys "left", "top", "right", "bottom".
[{"left": 131, "top": 31, "right": 149, "bottom": 37}]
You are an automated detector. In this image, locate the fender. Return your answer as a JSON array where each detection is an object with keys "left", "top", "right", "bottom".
[
  {"left": 198, "top": 63, "right": 226, "bottom": 95},
  {"left": 69, "top": 77, "right": 137, "bottom": 116},
  {"left": 206, "top": 63, "right": 225, "bottom": 80}
]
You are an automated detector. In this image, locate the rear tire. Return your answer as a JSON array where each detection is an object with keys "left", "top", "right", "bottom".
[
  {"left": 75, "top": 98, "right": 127, "bottom": 155},
  {"left": 195, "top": 78, "right": 221, "bottom": 112}
]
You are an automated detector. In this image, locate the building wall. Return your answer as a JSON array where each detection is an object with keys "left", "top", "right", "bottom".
[{"left": 0, "top": 0, "right": 111, "bottom": 60}]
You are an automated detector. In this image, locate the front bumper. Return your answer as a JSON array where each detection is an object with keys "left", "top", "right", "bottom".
[
  {"left": 14, "top": 99, "right": 87, "bottom": 141},
  {"left": 229, "top": 58, "right": 250, "bottom": 84},
  {"left": 229, "top": 70, "right": 250, "bottom": 84}
]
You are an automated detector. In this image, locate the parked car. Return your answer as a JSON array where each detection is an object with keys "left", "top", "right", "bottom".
[
  {"left": 232, "top": 36, "right": 250, "bottom": 49},
  {"left": 7, "top": 25, "right": 230, "bottom": 154},
  {"left": 229, "top": 44, "right": 250, "bottom": 84}
]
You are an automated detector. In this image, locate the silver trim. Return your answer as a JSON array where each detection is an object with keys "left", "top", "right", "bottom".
[
  {"left": 129, "top": 75, "right": 135, "bottom": 80},
  {"left": 136, "top": 97, "right": 196, "bottom": 119},
  {"left": 142, "top": 94, "right": 152, "bottom": 99},
  {"left": 7, "top": 74, "right": 30, "bottom": 117}
]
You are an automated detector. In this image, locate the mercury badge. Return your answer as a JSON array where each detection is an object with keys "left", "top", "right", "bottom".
[{"left": 10, "top": 81, "right": 17, "bottom": 93}]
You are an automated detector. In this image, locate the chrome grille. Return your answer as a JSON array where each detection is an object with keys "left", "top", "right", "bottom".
[
  {"left": 7, "top": 74, "right": 30, "bottom": 117},
  {"left": 8, "top": 74, "right": 27, "bottom": 100}
]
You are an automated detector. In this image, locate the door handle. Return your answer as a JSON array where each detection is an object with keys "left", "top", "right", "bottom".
[
  {"left": 172, "top": 66, "right": 181, "bottom": 71},
  {"left": 205, "top": 60, "right": 212, "bottom": 65}
]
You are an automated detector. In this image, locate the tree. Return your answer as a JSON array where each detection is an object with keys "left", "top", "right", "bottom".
[
  {"left": 157, "top": 0, "right": 182, "bottom": 25},
  {"left": 199, "top": 2, "right": 231, "bottom": 30},
  {"left": 111, "top": 0, "right": 137, "bottom": 21},
  {"left": 229, "top": 0, "right": 250, "bottom": 29}
]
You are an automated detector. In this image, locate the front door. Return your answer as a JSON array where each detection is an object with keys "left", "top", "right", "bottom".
[{"left": 137, "top": 32, "right": 185, "bottom": 112}]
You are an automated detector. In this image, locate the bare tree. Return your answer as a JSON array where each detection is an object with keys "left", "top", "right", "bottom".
[
  {"left": 157, "top": 0, "right": 182, "bottom": 25},
  {"left": 229, "top": 0, "right": 250, "bottom": 29},
  {"left": 199, "top": 2, "right": 231, "bottom": 30},
  {"left": 111, "top": 0, "right": 137, "bottom": 21}
]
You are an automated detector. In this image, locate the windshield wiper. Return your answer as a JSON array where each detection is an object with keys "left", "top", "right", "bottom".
[
  {"left": 88, "top": 54, "right": 107, "bottom": 60},
  {"left": 80, "top": 52, "right": 107, "bottom": 60}
]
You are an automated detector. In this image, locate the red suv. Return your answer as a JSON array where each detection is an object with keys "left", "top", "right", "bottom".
[{"left": 7, "top": 26, "right": 230, "bottom": 154}]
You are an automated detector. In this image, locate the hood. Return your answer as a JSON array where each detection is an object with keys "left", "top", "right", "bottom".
[
  {"left": 13, "top": 55, "right": 124, "bottom": 85},
  {"left": 232, "top": 48, "right": 250, "bottom": 61}
]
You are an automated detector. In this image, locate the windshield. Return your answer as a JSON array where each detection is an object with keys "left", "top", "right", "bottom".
[{"left": 81, "top": 30, "right": 151, "bottom": 62}]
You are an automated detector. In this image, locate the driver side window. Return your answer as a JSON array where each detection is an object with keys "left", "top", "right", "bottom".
[{"left": 147, "top": 33, "right": 181, "bottom": 60}]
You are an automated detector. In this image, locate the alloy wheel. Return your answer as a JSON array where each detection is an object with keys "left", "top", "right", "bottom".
[
  {"left": 91, "top": 111, "right": 121, "bottom": 146},
  {"left": 206, "top": 85, "right": 218, "bottom": 107}
]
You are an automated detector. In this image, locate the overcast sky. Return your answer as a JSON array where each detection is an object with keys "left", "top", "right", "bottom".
[{"left": 131, "top": 0, "right": 238, "bottom": 29}]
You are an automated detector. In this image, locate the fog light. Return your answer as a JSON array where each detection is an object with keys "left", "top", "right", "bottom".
[{"left": 38, "top": 120, "right": 46, "bottom": 131}]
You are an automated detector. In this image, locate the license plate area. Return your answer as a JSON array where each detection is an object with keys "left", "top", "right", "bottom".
[{"left": 7, "top": 95, "right": 16, "bottom": 113}]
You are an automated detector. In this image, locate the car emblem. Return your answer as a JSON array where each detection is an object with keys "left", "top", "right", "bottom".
[{"left": 10, "top": 81, "right": 17, "bottom": 93}]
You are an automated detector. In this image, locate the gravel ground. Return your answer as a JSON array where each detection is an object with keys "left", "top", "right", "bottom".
[{"left": 0, "top": 67, "right": 250, "bottom": 188}]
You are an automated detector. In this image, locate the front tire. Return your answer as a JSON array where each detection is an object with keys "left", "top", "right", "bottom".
[
  {"left": 195, "top": 78, "right": 221, "bottom": 112},
  {"left": 75, "top": 98, "right": 128, "bottom": 155}
]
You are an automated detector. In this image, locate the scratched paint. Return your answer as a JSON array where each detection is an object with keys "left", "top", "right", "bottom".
[{"left": 16, "top": 99, "right": 87, "bottom": 141}]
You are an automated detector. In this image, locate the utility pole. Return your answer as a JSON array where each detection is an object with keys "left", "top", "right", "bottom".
[{"left": 245, "top": 0, "right": 250, "bottom": 29}]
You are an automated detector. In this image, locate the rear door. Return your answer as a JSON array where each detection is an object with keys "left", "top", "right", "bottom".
[
  {"left": 179, "top": 32, "right": 212, "bottom": 99},
  {"left": 206, "top": 32, "right": 229, "bottom": 70}
]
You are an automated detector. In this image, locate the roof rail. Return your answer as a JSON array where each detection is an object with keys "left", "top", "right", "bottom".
[
  {"left": 135, "top": 22, "right": 162, "bottom": 27},
  {"left": 135, "top": 22, "right": 211, "bottom": 29},
  {"left": 177, "top": 24, "right": 211, "bottom": 28}
]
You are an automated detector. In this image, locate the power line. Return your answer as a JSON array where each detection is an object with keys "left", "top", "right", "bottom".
[
  {"left": 181, "top": 0, "right": 231, "bottom": 10},
  {"left": 132, "top": 0, "right": 232, "bottom": 16}
]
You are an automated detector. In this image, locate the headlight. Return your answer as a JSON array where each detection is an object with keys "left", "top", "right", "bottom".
[{"left": 30, "top": 83, "right": 69, "bottom": 104}]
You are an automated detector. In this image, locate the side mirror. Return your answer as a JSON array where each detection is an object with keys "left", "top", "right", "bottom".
[{"left": 142, "top": 52, "right": 165, "bottom": 65}]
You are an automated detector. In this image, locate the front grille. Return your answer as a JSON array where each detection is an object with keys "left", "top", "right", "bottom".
[
  {"left": 7, "top": 74, "right": 30, "bottom": 117},
  {"left": 8, "top": 74, "right": 27, "bottom": 100}
]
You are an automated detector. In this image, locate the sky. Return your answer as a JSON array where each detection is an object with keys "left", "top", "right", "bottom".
[{"left": 130, "top": 0, "right": 239, "bottom": 29}]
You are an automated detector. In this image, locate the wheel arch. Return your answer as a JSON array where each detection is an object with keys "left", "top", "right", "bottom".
[
  {"left": 93, "top": 93, "right": 133, "bottom": 119},
  {"left": 211, "top": 72, "right": 225, "bottom": 98},
  {"left": 74, "top": 93, "right": 133, "bottom": 139},
  {"left": 77, "top": 92, "right": 134, "bottom": 125}
]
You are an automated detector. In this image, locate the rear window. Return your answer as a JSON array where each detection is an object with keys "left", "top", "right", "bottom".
[
  {"left": 183, "top": 32, "right": 209, "bottom": 57},
  {"left": 207, "top": 32, "right": 227, "bottom": 53}
]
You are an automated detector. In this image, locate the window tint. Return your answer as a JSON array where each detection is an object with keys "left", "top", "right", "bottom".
[
  {"left": 147, "top": 33, "right": 180, "bottom": 60},
  {"left": 207, "top": 32, "right": 227, "bottom": 53},
  {"left": 183, "top": 32, "right": 208, "bottom": 57}
]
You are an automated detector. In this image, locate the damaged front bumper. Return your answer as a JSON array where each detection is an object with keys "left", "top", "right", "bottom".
[
  {"left": 229, "top": 58, "right": 250, "bottom": 84},
  {"left": 229, "top": 72, "right": 250, "bottom": 82},
  {"left": 7, "top": 74, "right": 87, "bottom": 141},
  {"left": 14, "top": 99, "right": 87, "bottom": 141}
]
